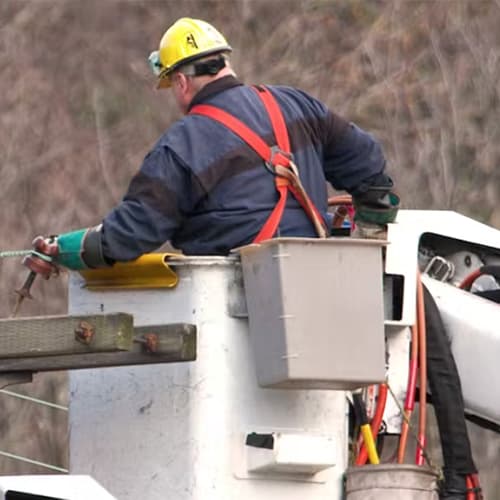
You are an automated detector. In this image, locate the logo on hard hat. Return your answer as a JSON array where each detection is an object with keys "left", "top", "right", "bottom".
[{"left": 186, "top": 33, "right": 198, "bottom": 49}]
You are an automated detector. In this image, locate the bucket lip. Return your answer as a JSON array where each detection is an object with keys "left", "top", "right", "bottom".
[
  {"left": 233, "top": 237, "right": 387, "bottom": 255},
  {"left": 346, "top": 464, "right": 440, "bottom": 476},
  {"left": 168, "top": 254, "right": 239, "bottom": 267}
]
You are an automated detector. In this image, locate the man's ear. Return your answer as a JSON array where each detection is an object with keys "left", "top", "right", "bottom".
[{"left": 175, "top": 72, "right": 189, "bottom": 93}]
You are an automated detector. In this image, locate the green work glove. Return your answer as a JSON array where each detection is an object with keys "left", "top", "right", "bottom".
[
  {"left": 352, "top": 191, "right": 400, "bottom": 240},
  {"left": 354, "top": 191, "right": 400, "bottom": 226},
  {"left": 34, "top": 226, "right": 111, "bottom": 270},
  {"left": 56, "top": 229, "right": 91, "bottom": 270}
]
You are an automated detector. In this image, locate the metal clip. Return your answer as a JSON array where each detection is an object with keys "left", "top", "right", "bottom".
[
  {"left": 424, "top": 256, "right": 455, "bottom": 282},
  {"left": 264, "top": 146, "right": 295, "bottom": 176}
]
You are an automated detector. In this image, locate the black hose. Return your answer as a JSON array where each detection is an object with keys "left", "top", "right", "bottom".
[
  {"left": 423, "top": 284, "right": 477, "bottom": 499},
  {"left": 474, "top": 289, "right": 500, "bottom": 304},
  {"left": 479, "top": 265, "right": 500, "bottom": 282}
]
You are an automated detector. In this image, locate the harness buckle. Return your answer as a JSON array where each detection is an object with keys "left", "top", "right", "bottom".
[{"left": 264, "top": 145, "right": 295, "bottom": 175}]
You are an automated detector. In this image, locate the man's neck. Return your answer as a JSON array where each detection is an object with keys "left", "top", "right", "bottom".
[
  {"left": 187, "top": 74, "right": 243, "bottom": 111},
  {"left": 192, "top": 67, "right": 236, "bottom": 93}
]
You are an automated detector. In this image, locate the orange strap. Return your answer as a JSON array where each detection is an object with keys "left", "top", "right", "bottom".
[{"left": 190, "top": 85, "right": 326, "bottom": 242}]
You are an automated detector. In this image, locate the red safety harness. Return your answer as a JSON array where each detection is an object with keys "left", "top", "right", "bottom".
[{"left": 189, "top": 85, "right": 327, "bottom": 243}]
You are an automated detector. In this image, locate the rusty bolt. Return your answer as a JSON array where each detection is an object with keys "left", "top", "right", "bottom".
[
  {"left": 75, "top": 321, "right": 95, "bottom": 345},
  {"left": 134, "top": 333, "right": 159, "bottom": 353},
  {"left": 144, "top": 333, "right": 159, "bottom": 353}
]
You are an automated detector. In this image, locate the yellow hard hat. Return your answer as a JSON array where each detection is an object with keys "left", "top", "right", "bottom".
[{"left": 149, "top": 18, "right": 232, "bottom": 89}]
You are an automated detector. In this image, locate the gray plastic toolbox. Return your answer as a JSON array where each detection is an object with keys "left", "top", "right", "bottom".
[{"left": 238, "top": 238, "right": 386, "bottom": 390}]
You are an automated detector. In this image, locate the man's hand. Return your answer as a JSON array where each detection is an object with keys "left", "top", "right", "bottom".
[
  {"left": 32, "top": 235, "right": 59, "bottom": 259},
  {"left": 352, "top": 191, "right": 400, "bottom": 240},
  {"left": 30, "top": 226, "right": 112, "bottom": 271},
  {"left": 21, "top": 236, "right": 61, "bottom": 280},
  {"left": 351, "top": 221, "right": 388, "bottom": 240}
]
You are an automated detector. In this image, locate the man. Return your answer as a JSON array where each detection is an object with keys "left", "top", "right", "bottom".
[{"left": 38, "top": 17, "right": 398, "bottom": 270}]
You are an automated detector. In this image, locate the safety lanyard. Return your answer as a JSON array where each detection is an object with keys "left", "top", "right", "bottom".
[{"left": 189, "top": 85, "right": 327, "bottom": 243}]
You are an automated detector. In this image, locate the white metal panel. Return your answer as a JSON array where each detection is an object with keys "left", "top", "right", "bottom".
[
  {"left": 423, "top": 276, "right": 500, "bottom": 425},
  {"left": 68, "top": 257, "right": 348, "bottom": 500},
  {"left": 385, "top": 209, "right": 500, "bottom": 327}
]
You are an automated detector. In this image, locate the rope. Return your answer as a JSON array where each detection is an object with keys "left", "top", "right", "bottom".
[
  {"left": 0, "top": 250, "right": 32, "bottom": 259},
  {"left": 0, "top": 245, "right": 66, "bottom": 473},
  {"left": 0, "top": 392, "right": 68, "bottom": 472},
  {"left": 0, "top": 389, "right": 68, "bottom": 411},
  {"left": 0, "top": 249, "right": 53, "bottom": 262},
  {"left": 0, "top": 450, "right": 68, "bottom": 473}
]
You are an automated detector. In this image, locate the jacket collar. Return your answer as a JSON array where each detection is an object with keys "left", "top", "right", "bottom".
[{"left": 188, "top": 75, "right": 244, "bottom": 111}]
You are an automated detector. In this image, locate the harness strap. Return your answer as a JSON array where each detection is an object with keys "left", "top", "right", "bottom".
[
  {"left": 190, "top": 86, "right": 327, "bottom": 242},
  {"left": 253, "top": 85, "right": 290, "bottom": 153},
  {"left": 253, "top": 86, "right": 327, "bottom": 240},
  {"left": 188, "top": 104, "right": 277, "bottom": 164}
]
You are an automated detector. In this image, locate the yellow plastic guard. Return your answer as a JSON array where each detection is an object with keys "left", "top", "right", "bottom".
[{"left": 79, "top": 253, "right": 181, "bottom": 290}]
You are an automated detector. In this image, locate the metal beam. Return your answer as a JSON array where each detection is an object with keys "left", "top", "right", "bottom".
[
  {"left": 0, "top": 322, "right": 196, "bottom": 373},
  {"left": 0, "top": 313, "right": 134, "bottom": 358}
]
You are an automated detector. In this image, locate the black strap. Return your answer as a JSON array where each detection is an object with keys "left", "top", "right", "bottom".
[{"left": 191, "top": 56, "right": 226, "bottom": 76}]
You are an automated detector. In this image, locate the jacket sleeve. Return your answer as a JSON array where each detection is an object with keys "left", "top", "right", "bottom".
[
  {"left": 321, "top": 114, "right": 393, "bottom": 196},
  {"left": 320, "top": 111, "right": 400, "bottom": 225},
  {"left": 100, "top": 146, "right": 197, "bottom": 262},
  {"left": 284, "top": 86, "right": 394, "bottom": 196}
]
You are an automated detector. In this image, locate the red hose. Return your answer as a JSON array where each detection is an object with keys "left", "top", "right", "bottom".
[
  {"left": 415, "top": 272, "right": 427, "bottom": 465},
  {"left": 466, "top": 475, "right": 475, "bottom": 500},
  {"left": 459, "top": 268, "right": 482, "bottom": 290},
  {"left": 355, "top": 384, "right": 388, "bottom": 465},
  {"left": 470, "top": 473, "right": 483, "bottom": 500}
]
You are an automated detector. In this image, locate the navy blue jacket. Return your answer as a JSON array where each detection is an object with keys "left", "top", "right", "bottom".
[{"left": 102, "top": 76, "right": 391, "bottom": 258}]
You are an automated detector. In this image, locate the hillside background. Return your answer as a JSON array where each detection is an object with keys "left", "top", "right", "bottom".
[{"left": 1, "top": 0, "right": 500, "bottom": 497}]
